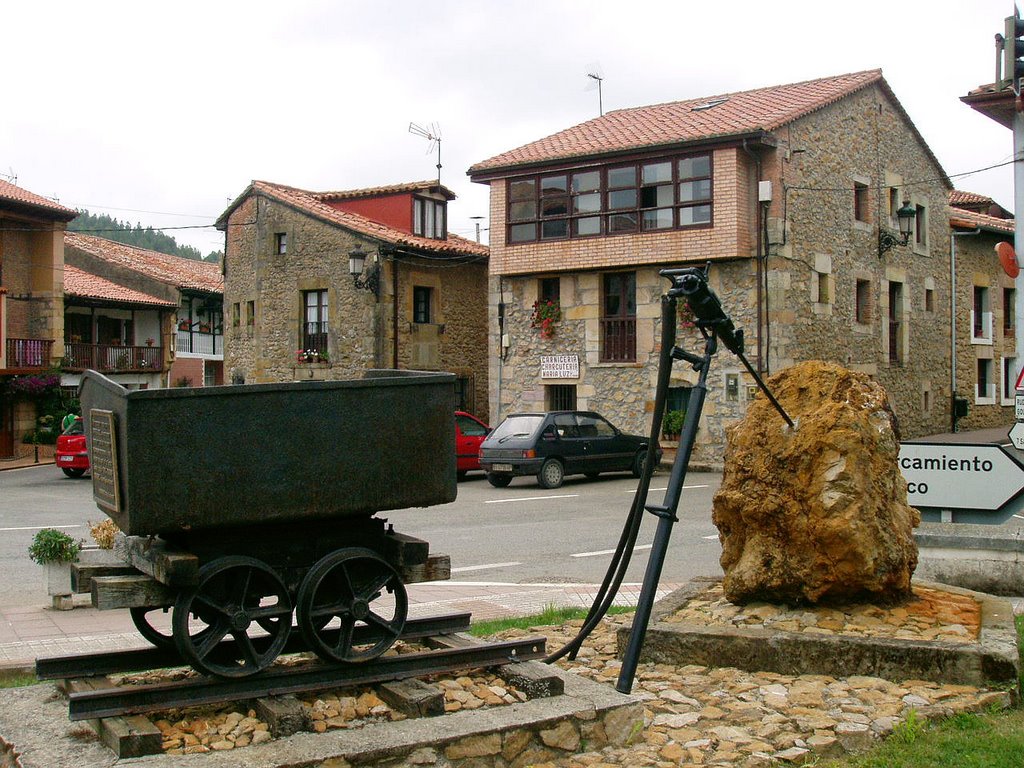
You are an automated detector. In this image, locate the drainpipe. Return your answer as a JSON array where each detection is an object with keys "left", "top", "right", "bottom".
[
  {"left": 392, "top": 255, "right": 399, "bottom": 369},
  {"left": 950, "top": 227, "right": 981, "bottom": 431},
  {"left": 742, "top": 140, "right": 764, "bottom": 374}
]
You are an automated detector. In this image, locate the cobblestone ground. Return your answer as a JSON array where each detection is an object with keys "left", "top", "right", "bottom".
[{"left": 493, "top": 602, "right": 1014, "bottom": 767}]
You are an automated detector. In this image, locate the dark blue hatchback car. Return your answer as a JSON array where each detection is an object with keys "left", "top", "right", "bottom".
[{"left": 478, "top": 410, "right": 656, "bottom": 489}]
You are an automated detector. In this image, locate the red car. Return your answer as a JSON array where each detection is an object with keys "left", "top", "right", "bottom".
[
  {"left": 55, "top": 417, "right": 89, "bottom": 478},
  {"left": 455, "top": 411, "right": 490, "bottom": 480}
]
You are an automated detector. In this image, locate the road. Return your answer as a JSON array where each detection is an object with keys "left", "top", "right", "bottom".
[{"left": 0, "top": 464, "right": 724, "bottom": 608}]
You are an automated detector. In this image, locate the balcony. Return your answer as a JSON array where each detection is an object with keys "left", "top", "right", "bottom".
[
  {"left": 4, "top": 338, "right": 55, "bottom": 371},
  {"left": 176, "top": 331, "right": 223, "bottom": 357},
  {"left": 62, "top": 343, "right": 163, "bottom": 373}
]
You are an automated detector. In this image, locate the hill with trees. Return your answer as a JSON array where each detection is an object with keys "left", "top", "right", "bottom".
[{"left": 68, "top": 210, "right": 221, "bottom": 262}]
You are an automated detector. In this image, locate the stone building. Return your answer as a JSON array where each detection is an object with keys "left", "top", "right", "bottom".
[
  {"left": 217, "top": 180, "right": 490, "bottom": 419},
  {"left": 62, "top": 233, "right": 224, "bottom": 389},
  {"left": 947, "top": 190, "right": 1016, "bottom": 431},
  {"left": 469, "top": 70, "right": 953, "bottom": 467},
  {"left": 0, "top": 180, "right": 77, "bottom": 458}
]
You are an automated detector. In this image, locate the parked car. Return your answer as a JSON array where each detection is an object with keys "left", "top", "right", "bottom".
[
  {"left": 455, "top": 411, "right": 490, "bottom": 480},
  {"left": 55, "top": 416, "right": 89, "bottom": 478},
  {"left": 479, "top": 410, "right": 657, "bottom": 489}
]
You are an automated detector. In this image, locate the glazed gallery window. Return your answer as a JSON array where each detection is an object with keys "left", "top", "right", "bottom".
[
  {"left": 413, "top": 198, "right": 447, "bottom": 239},
  {"left": 302, "top": 290, "right": 328, "bottom": 352},
  {"left": 507, "top": 153, "right": 712, "bottom": 243}
]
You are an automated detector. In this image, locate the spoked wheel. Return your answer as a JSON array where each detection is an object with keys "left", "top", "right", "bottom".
[
  {"left": 172, "top": 556, "right": 293, "bottom": 678},
  {"left": 296, "top": 547, "right": 408, "bottom": 663},
  {"left": 131, "top": 606, "right": 222, "bottom": 651}
]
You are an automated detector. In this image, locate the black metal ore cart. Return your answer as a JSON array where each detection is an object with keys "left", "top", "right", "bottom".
[{"left": 79, "top": 369, "right": 456, "bottom": 679}]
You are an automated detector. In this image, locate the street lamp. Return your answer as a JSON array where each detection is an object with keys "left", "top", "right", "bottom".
[
  {"left": 879, "top": 200, "right": 918, "bottom": 257},
  {"left": 349, "top": 246, "right": 380, "bottom": 296}
]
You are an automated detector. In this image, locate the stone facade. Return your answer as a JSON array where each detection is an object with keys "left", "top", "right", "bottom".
[
  {"left": 221, "top": 192, "right": 489, "bottom": 420},
  {"left": 474, "top": 76, "right": 955, "bottom": 467}
]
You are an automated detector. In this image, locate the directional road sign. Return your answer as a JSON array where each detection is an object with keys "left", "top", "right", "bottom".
[
  {"left": 1011, "top": 423, "right": 1024, "bottom": 451},
  {"left": 899, "top": 442, "right": 1024, "bottom": 511}
]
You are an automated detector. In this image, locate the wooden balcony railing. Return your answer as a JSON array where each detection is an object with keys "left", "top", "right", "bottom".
[
  {"left": 62, "top": 343, "right": 163, "bottom": 373},
  {"left": 600, "top": 317, "right": 637, "bottom": 362},
  {"left": 5, "top": 338, "right": 54, "bottom": 369}
]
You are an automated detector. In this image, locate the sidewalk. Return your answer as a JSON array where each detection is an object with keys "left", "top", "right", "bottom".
[
  {"left": 0, "top": 582, "right": 676, "bottom": 671},
  {"left": 0, "top": 445, "right": 55, "bottom": 471}
]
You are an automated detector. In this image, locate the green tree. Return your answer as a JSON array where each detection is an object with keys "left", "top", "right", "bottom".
[{"left": 69, "top": 210, "right": 220, "bottom": 262}]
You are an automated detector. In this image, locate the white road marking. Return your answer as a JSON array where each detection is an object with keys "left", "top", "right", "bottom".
[
  {"left": 0, "top": 525, "right": 83, "bottom": 532},
  {"left": 450, "top": 562, "right": 522, "bottom": 573},
  {"left": 1014, "top": 514, "right": 1024, "bottom": 520},
  {"left": 702, "top": 535, "right": 719, "bottom": 540},
  {"left": 571, "top": 544, "right": 652, "bottom": 558},
  {"left": 626, "top": 485, "right": 709, "bottom": 492},
  {"left": 485, "top": 494, "right": 579, "bottom": 504}
]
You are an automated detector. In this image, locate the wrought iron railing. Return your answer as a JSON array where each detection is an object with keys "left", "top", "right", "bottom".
[
  {"left": 5, "top": 338, "right": 54, "bottom": 369},
  {"left": 600, "top": 318, "right": 636, "bottom": 362},
  {"left": 62, "top": 343, "right": 163, "bottom": 373},
  {"left": 175, "top": 332, "right": 223, "bottom": 356}
]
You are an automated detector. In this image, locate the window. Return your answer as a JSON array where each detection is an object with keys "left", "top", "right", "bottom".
[
  {"left": 546, "top": 384, "right": 577, "bottom": 411},
  {"left": 915, "top": 205, "right": 926, "bottom": 245},
  {"left": 922, "top": 388, "right": 931, "bottom": 413},
  {"left": 506, "top": 152, "right": 712, "bottom": 243},
  {"left": 413, "top": 286, "right": 432, "bottom": 324},
  {"left": 600, "top": 272, "right": 636, "bottom": 362},
  {"left": 888, "top": 188, "right": 899, "bottom": 227},
  {"left": 972, "top": 286, "right": 992, "bottom": 343},
  {"left": 232, "top": 303, "right": 240, "bottom": 328},
  {"left": 1002, "top": 357, "right": 1018, "bottom": 404},
  {"left": 925, "top": 288, "right": 934, "bottom": 313},
  {"left": 888, "top": 281, "right": 903, "bottom": 364},
  {"left": 302, "top": 289, "right": 328, "bottom": 352},
  {"left": 1004, "top": 288, "right": 1016, "bottom": 336},
  {"left": 725, "top": 373, "right": 740, "bottom": 402},
  {"left": 977, "top": 358, "right": 995, "bottom": 402},
  {"left": 275, "top": 233, "right": 287, "bottom": 255},
  {"left": 854, "top": 182, "right": 869, "bottom": 222},
  {"left": 539, "top": 277, "right": 560, "bottom": 304},
  {"left": 454, "top": 377, "right": 474, "bottom": 413},
  {"left": 246, "top": 300, "right": 255, "bottom": 326},
  {"left": 413, "top": 198, "right": 446, "bottom": 239},
  {"left": 816, "top": 272, "right": 829, "bottom": 304},
  {"left": 855, "top": 279, "right": 871, "bottom": 324}
]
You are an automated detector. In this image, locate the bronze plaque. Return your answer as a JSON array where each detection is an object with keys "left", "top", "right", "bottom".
[{"left": 89, "top": 409, "right": 121, "bottom": 516}]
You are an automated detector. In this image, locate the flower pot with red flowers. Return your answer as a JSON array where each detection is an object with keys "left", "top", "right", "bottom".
[{"left": 530, "top": 299, "right": 562, "bottom": 340}]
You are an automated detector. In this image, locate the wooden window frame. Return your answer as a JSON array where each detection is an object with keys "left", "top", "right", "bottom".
[
  {"left": 275, "top": 232, "right": 288, "bottom": 255},
  {"left": 302, "top": 289, "right": 328, "bottom": 352},
  {"left": 413, "top": 286, "right": 432, "bottom": 324}
]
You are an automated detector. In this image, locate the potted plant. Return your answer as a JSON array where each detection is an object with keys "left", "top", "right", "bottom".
[
  {"left": 178, "top": 320, "right": 191, "bottom": 332},
  {"left": 145, "top": 337, "right": 155, "bottom": 347},
  {"left": 29, "top": 528, "right": 81, "bottom": 609},
  {"left": 530, "top": 299, "right": 562, "bottom": 339},
  {"left": 198, "top": 322, "right": 211, "bottom": 334},
  {"left": 662, "top": 410, "right": 685, "bottom": 440}
]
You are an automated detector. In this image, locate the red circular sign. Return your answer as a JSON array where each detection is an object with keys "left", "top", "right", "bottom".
[{"left": 996, "top": 241, "right": 1019, "bottom": 279}]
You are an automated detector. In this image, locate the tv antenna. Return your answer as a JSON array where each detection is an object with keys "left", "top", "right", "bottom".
[
  {"left": 585, "top": 62, "right": 604, "bottom": 116},
  {"left": 409, "top": 122, "right": 442, "bottom": 185},
  {"left": 0, "top": 168, "right": 17, "bottom": 184}
]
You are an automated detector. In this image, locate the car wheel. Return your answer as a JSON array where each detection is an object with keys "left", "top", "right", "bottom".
[
  {"left": 62, "top": 467, "right": 86, "bottom": 478},
  {"left": 585, "top": 472, "right": 600, "bottom": 480},
  {"left": 487, "top": 473, "right": 512, "bottom": 488},
  {"left": 631, "top": 450, "right": 647, "bottom": 478},
  {"left": 538, "top": 459, "right": 564, "bottom": 489}
]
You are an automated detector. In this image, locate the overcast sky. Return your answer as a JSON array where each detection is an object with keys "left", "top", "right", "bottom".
[{"left": 3, "top": 1, "right": 1017, "bottom": 256}]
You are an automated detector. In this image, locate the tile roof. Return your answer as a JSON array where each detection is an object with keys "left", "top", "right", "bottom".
[
  {"left": 63, "top": 264, "right": 177, "bottom": 307},
  {"left": 470, "top": 69, "right": 939, "bottom": 176},
  {"left": 218, "top": 181, "right": 488, "bottom": 258},
  {"left": 64, "top": 232, "right": 224, "bottom": 293},
  {"left": 0, "top": 179, "right": 78, "bottom": 220},
  {"left": 315, "top": 180, "right": 456, "bottom": 202},
  {"left": 949, "top": 190, "right": 994, "bottom": 207},
  {"left": 948, "top": 206, "right": 1015, "bottom": 234}
]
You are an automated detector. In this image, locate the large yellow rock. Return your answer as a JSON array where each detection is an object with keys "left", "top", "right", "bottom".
[{"left": 713, "top": 361, "right": 919, "bottom": 604}]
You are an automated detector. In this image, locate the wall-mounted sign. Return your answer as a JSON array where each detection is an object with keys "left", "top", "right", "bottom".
[{"left": 541, "top": 354, "right": 580, "bottom": 379}]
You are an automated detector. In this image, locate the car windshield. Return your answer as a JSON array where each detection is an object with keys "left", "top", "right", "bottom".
[
  {"left": 63, "top": 419, "right": 84, "bottom": 436},
  {"left": 488, "top": 415, "right": 544, "bottom": 443}
]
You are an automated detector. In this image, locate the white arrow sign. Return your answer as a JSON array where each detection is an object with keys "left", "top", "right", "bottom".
[
  {"left": 1011, "top": 423, "right": 1024, "bottom": 451},
  {"left": 899, "top": 442, "right": 1024, "bottom": 511}
]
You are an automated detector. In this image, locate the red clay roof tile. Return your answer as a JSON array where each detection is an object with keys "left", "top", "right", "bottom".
[
  {"left": 470, "top": 70, "right": 887, "bottom": 174},
  {"left": 64, "top": 232, "right": 223, "bottom": 293},
  {"left": 63, "top": 264, "right": 177, "bottom": 306},
  {"left": 315, "top": 181, "right": 456, "bottom": 201},
  {"left": 0, "top": 179, "right": 78, "bottom": 219},
  {"left": 948, "top": 206, "right": 1015, "bottom": 234}
]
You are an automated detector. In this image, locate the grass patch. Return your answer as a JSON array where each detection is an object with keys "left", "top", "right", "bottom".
[
  {"left": 469, "top": 604, "right": 634, "bottom": 637},
  {"left": 821, "top": 709, "right": 1024, "bottom": 768},
  {"left": 0, "top": 669, "right": 38, "bottom": 689}
]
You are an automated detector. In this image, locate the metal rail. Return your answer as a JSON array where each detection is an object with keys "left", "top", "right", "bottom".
[
  {"left": 37, "top": 613, "right": 473, "bottom": 680},
  {"left": 68, "top": 636, "right": 547, "bottom": 721}
]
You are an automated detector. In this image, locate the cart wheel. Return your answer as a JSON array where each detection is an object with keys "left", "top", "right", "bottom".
[
  {"left": 172, "top": 556, "right": 292, "bottom": 678},
  {"left": 296, "top": 547, "right": 408, "bottom": 663},
  {"left": 131, "top": 605, "right": 220, "bottom": 652}
]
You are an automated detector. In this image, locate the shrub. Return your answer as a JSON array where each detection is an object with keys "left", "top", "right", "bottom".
[
  {"left": 662, "top": 409, "right": 685, "bottom": 437},
  {"left": 89, "top": 519, "right": 120, "bottom": 549},
  {"left": 28, "top": 528, "right": 80, "bottom": 564}
]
